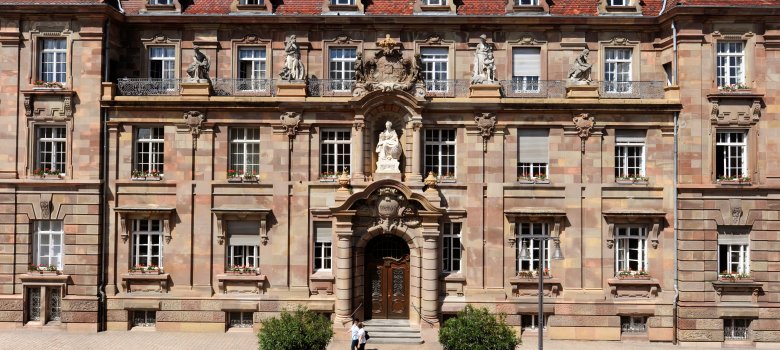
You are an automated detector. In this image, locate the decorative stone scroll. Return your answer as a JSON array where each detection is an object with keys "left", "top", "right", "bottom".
[
  {"left": 474, "top": 112, "right": 497, "bottom": 151},
  {"left": 352, "top": 34, "right": 425, "bottom": 98}
]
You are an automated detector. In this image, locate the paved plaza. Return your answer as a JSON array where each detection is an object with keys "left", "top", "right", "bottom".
[{"left": 0, "top": 331, "right": 767, "bottom": 350}]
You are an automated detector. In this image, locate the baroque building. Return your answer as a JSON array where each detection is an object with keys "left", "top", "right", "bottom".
[{"left": 0, "top": 0, "right": 777, "bottom": 347}]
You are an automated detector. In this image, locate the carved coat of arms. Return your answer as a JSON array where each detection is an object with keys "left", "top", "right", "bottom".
[{"left": 352, "top": 35, "right": 425, "bottom": 98}]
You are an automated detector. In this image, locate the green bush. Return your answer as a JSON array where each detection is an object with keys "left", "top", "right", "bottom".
[
  {"left": 438, "top": 305, "right": 520, "bottom": 350},
  {"left": 257, "top": 307, "right": 334, "bottom": 350}
]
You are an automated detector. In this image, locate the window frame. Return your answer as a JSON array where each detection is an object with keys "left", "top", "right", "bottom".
[
  {"left": 614, "top": 131, "right": 646, "bottom": 179},
  {"left": 718, "top": 229, "right": 751, "bottom": 276},
  {"left": 724, "top": 318, "right": 751, "bottom": 340},
  {"left": 331, "top": 0, "right": 354, "bottom": 4},
  {"left": 517, "top": 129, "right": 549, "bottom": 180},
  {"left": 441, "top": 222, "right": 462, "bottom": 274},
  {"left": 228, "top": 311, "right": 254, "bottom": 328},
  {"left": 515, "top": 222, "right": 551, "bottom": 274},
  {"left": 149, "top": 0, "right": 173, "bottom": 5},
  {"left": 716, "top": 41, "right": 746, "bottom": 88},
  {"left": 328, "top": 47, "right": 357, "bottom": 92},
  {"left": 130, "top": 219, "right": 164, "bottom": 268},
  {"left": 603, "top": 47, "right": 633, "bottom": 94},
  {"left": 236, "top": 47, "right": 267, "bottom": 90},
  {"left": 423, "top": 0, "right": 447, "bottom": 5},
  {"left": 517, "top": 0, "right": 539, "bottom": 5},
  {"left": 35, "top": 125, "right": 67, "bottom": 176},
  {"left": 511, "top": 47, "right": 541, "bottom": 93},
  {"left": 319, "top": 128, "right": 352, "bottom": 177},
  {"left": 147, "top": 45, "right": 177, "bottom": 80},
  {"left": 131, "top": 310, "right": 157, "bottom": 328},
  {"left": 620, "top": 316, "right": 647, "bottom": 333},
  {"left": 313, "top": 222, "right": 332, "bottom": 272},
  {"left": 33, "top": 220, "right": 64, "bottom": 270},
  {"left": 229, "top": 127, "right": 261, "bottom": 176},
  {"left": 38, "top": 38, "right": 67, "bottom": 84},
  {"left": 420, "top": 47, "right": 450, "bottom": 93},
  {"left": 423, "top": 128, "right": 457, "bottom": 179},
  {"left": 608, "top": 0, "right": 630, "bottom": 6},
  {"left": 715, "top": 129, "right": 748, "bottom": 179},
  {"left": 134, "top": 126, "right": 165, "bottom": 175},
  {"left": 614, "top": 225, "right": 649, "bottom": 274}
]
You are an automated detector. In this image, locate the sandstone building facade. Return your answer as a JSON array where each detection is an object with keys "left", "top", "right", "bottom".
[{"left": 0, "top": 0, "right": 778, "bottom": 347}]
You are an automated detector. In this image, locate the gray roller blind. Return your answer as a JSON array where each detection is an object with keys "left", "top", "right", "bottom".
[
  {"left": 314, "top": 222, "right": 332, "bottom": 243},
  {"left": 616, "top": 130, "right": 646, "bottom": 143},
  {"left": 718, "top": 234, "right": 749, "bottom": 245},
  {"left": 518, "top": 129, "right": 549, "bottom": 163},
  {"left": 227, "top": 221, "right": 260, "bottom": 246},
  {"left": 513, "top": 48, "right": 541, "bottom": 77}
]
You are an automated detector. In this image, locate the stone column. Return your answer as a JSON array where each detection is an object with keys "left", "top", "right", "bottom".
[
  {"left": 420, "top": 216, "right": 440, "bottom": 326},
  {"left": 353, "top": 119, "right": 365, "bottom": 180},
  {"left": 334, "top": 213, "right": 355, "bottom": 326},
  {"left": 408, "top": 119, "right": 423, "bottom": 182}
]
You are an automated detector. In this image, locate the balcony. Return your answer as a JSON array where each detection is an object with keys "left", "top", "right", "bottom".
[
  {"left": 500, "top": 80, "right": 566, "bottom": 98},
  {"left": 212, "top": 79, "right": 275, "bottom": 96},
  {"left": 116, "top": 78, "right": 181, "bottom": 96},
  {"left": 598, "top": 81, "right": 665, "bottom": 99},
  {"left": 307, "top": 79, "right": 354, "bottom": 97},
  {"left": 424, "top": 79, "right": 470, "bottom": 98}
]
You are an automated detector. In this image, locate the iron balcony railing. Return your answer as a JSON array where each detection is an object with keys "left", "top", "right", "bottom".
[
  {"left": 598, "top": 81, "right": 665, "bottom": 99},
  {"left": 117, "top": 78, "right": 182, "bottom": 96},
  {"left": 500, "top": 80, "right": 566, "bottom": 98},
  {"left": 212, "top": 79, "right": 275, "bottom": 96},
  {"left": 307, "top": 79, "right": 355, "bottom": 97},
  {"left": 425, "top": 79, "right": 470, "bottom": 98}
]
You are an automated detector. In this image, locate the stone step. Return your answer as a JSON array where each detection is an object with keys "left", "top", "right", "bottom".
[
  {"left": 366, "top": 328, "right": 420, "bottom": 334},
  {"left": 369, "top": 331, "right": 422, "bottom": 338},
  {"left": 363, "top": 319, "right": 424, "bottom": 345}
]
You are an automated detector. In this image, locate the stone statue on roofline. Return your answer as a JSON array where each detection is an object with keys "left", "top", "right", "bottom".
[
  {"left": 567, "top": 48, "right": 593, "bottom": 84},
  {"left": 186, "top": 46, "right": 210, "bottom": 83}
]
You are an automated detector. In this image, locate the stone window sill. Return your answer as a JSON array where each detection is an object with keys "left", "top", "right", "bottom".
[
  {"left": 121, "top": 273, "right": 170, "bottom": 294},
  {"left": 419, "top": 5, "right": 450, "bottom": 12},
  {"left": 712, "top": 280, "right": 763, "bottom": 303},
  {"left": 604, "top": 5, "right": 638, "bottom": 13},
  {"left": 512, "top": 5, "right": 544, "bottom": 13},
  {"left": 217, "top": 273, "right": 267, "bottom": 294},
  {"left": 607, "top": 277, "right": 660, "bottom": 299},
  {"left": 310, "top": 271, "right": 335, "bottom": 295},
  {"left": 144, "top": 4, "right": 176, "bottom": 12},
  {"left": 236, "top": 4, "right": 267, "bottom": 11},
  {"left": 327, "top": 4, "right": 359, "bottom": 12},
  {"left": 509, "top": 276, "right": 561, "bottom": 297}
]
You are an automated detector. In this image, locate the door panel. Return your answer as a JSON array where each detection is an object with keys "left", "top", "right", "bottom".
[
  {"left": 370, "top": 264, "right": 384, "bottom": 318},
  {"left": 387, "top": 260, "right": 409, "bottom": 319},
  {"left": 364, "top": 234, "right": 410, "bottom": 320}
]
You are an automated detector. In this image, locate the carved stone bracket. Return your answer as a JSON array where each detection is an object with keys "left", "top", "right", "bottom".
[
  {"left": 505, "top": 207, "right": 566, "bottom": 248},
  {"left": 212, "top": 207, "right": 271, "bottom": 246},
  {"left": 603, "top": 210, "right": 666, "bottom": 250},
  {"left": 115, "top": 207, "right": 176, "bottom": 244},
  {"left": 182, "top": 110, "right": 206, "bottom": 150},
  {"left": 474, "top": 112, "right": 497, "bottom": 152},
  {"left": 353, "top": 120, "right": 365, "bottom": 132},
  {"left": 280, "top": 112, "right": 302, "bottom": 138},
  {"left": 22, "top": 90, "right": 75, "bottom": 121},
  {"left": 573, "top": 113, "right": 594, "bottom": 152},
  {"left": 707, "top": 93, "right": 764, "bottom": 126},
  {"left": 40, "top": 193, "right": 52, "bottom": 220},
  {"left": 608, "top": 278, "right": 660, "bottom": 299}
]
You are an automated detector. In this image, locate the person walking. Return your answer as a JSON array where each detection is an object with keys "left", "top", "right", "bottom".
[
  {"left": 357, "top": 322, "right": 367, "bottom": 350},
  {"left": 349, "top": 318, "right": 360, "bottom": 350}
]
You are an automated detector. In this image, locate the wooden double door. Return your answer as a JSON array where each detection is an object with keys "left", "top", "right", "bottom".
[{"left": 365, "top": 235, "right": 410, "bottom": 319}]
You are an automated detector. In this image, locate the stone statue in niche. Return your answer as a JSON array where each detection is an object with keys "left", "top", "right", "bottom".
[
  {"left": 375, "top": 121, "right": 402, "bottom": 173},
  {"left": 471, "top": 34, "right": 496, "bottom": 84},
  {"left": 567, "top": 49, "right": 593, "bottom": 84},
  {"left": 186, "top": 46, "right": 211, "bottom": 83},
  {"left": 279, "top": 35, "right": 306, "bottom": 81}
]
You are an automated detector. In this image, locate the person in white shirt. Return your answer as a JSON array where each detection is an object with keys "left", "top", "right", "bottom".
[
  {"left": 349, "top": 318, "right": 360, "bottom": 350},
  {"left": 357, "top": 322, "right": 367, "bottom": 350}
]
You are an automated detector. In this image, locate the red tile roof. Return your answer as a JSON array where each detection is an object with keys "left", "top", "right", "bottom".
[
  {"left": 276, "top": 0, "right": 322, "bottom": 15},
  {"left": 364, "top": 0, "right": 414, "bottom": 15},
  {"left": 0, "top": 0, "right": 107, "bottom": 4},
  {"left": 458, "top": 0, "right": 505, "bottom": 15}
]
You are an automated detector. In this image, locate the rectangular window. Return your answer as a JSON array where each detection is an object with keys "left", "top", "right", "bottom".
[
  {"left": 421, "top": 47, "right": 449, "bottom": 92},
  {"left": 615, "top": 130, "right": 645, "bottom": 179},
  {"left": 27, "top": 288, "right": 41, "bottom": 322},
  {"left": 516, "top": 222, "right": 551, "bottom": 273},
  {"left": 33, "top": 220, "right": 64, "bottom": 270},
  {"left": 521, "top": 314, "right": 548, "bottom": 330},
  {"left": 609, "top": 0, "right": 629, "bottom": 5},
  {"left": 135, "top": 127, "right": 165, "bottom": 175},
  {"left": 131, "top": 219, "right": 163, "bottom": 268},
  {"left": 517, "top": 0, "right": 539, "bottom": 5},
  {"left": 424, "top": 129, "right": 456, "bottom": 179},
  {"left": 48, "top": 287, "right": 61, "bottom": 322},
  {"left": 724, "top": 318, "right": 750, "bottom": 340},
  {"left": 226, "top": 221, "right": 260, "bottom": 270},
  {"left": 314, "top": 222, "right": 332, "bottom": 271},
  {"left": 604, "top": 48, "right": 632, "bottom": 93},
  {"left": 424, "top": 0, "right": 446, "bottom": 5},
  {"left": 237, "top": 48, "right": 267, "bottom": 91},
  {"left": 716, "top": 41, "right": 745, "bottom": 87},
  {"left": 512, "top": 48, "right": 541, "bottom": 92},
  {"left": 228, "top": 312, "right": 254, "bottom": 328},
  {"left": 132, "top": 310, "right": 156, "bottom": 327},
  {"left": 240, "top": 0, "right": 262, "bottom": 4},
  {"left": 329, "top": 48, "right": 357, "bottom": 92},
  {"left": 331, "top": 0, "right": 354, "bottom": 4},
  {"left": 39, "top": 38, "right": 66, "bottom": 83},
  {"left": 230, "top": 128, "right": 260, "bottom": 176},
  {"left": 320, "top": 129, "right": 351, "bottom": 176},
  {"left": 36, "top": 126, "right": 66, "bottom": 175},
  {"left": 718, "top": 231, "right": 750, "bottom": 275},
  {"left": 517, "top": 129, "right": 549, "bottom": 179},
  {"left": 442, "top": 223, "right": 462, "bottom": 273},
  {"left": 620, "top": 316, "right": 647, "bottom": 333},
  {"left": 148, "top": 46, "right": 176, "bottom": 80},
  {"left": 716, "top": 130, "right": 747, "bottom": 179},
  {"left": 149, "top": 0, "right": 172, "bottom": 5},
  {"left": 614, "top": 226, "right": 648, "bottom": 274}
]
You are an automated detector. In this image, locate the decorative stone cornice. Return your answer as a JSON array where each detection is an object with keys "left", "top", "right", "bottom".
[{"left": 115, "top": 207, "right": 176, "bottom": 244}]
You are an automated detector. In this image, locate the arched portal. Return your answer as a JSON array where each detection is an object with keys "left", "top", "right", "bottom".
[{"left": 364, "top": 234, "right": 410, "bottom": 319}]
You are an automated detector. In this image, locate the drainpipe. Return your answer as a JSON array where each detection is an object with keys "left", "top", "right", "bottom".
[
  {"left": 99, "top": 18, "right": 110, "bottom": 332},
  {"left": 671, "top": 20, "right": 679, "bottom": 345}
]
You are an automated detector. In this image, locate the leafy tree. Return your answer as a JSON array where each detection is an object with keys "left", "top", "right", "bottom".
[
  {"left": 257, "top": 307, "right": 334, "bottom": 350},
  {"left": 438, "top": 305, "right": 520, "bottom": 350}
]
